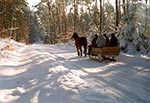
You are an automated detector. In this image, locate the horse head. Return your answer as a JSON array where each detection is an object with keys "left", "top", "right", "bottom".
[{"left": 71, "top": 32, "right": 79, "bottom": 40}]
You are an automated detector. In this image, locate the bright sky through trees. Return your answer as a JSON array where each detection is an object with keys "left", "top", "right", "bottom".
[
  {"left": 27, "top": 0, "right": 41, "bottom": 8},
  {"left": 27, "top": 0, "right": 148, "bottom": 8}
]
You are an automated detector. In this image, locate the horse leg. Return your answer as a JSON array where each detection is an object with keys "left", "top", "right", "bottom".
[
  {"left": 76, "top": 46, "right": 80, "bottom": 56},
  {"left": 78, "top": 49, "right": 80, "bottom": 56},
  {"left": 84, "top": 45, "right": 87, "bottom": 56},
  {"left": 80, "top": 47, "right": 82, "bottom": 56}
]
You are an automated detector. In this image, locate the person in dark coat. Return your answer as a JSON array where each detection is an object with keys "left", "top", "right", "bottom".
[
  {"left": 109, "top": 33, "right": 118, "bottom": 47},
  {"left": 91, "top": 34, "right": 98, "bottom": 47},
  {"left": 103, "top": 33, "right": 109, "bottom": 47},
  {"left": 88, "top": 34, "right": 98, "bottom": 55}
]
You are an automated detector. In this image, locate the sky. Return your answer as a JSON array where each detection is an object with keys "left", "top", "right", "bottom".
[
  {"left": 26, "top": 0, "right": 148, "bottom": 9},
  {"left": 0, "top": 38, "right": 150, "bottom": 103},
  {"left": 27, "top": 0, "right": 41, "bottom": 8}
]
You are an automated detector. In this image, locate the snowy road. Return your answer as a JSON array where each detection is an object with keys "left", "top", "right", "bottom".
[{"left": 0, "top": 40, "right": 150, "bottom": 103}]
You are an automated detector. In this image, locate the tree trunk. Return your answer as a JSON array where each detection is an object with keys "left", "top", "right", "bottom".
[
  {"left": 99, "top": 0, "right": 102, "bottom": 33},
  {"left": 74, "top": 0, "right": 76, "bottom": 31},
  {"left": 57, "top": 0, "right": 61, "bottom": 34},
  {"left": 116, "top": 0, "right": 119, "bottom": 29},
  {"left": 62, "top": 0, "right": 67, "bottom": 35},
  {"left": 0, "top": 0, "right": 6, "bottom": 37},
  {"left": 145, "top": 0, "right": 147, "bottom": 4},
  {"left": 122, "top": 0, "right": 126, "bottom": 15},
  {"left": 126, "top": 0, "right": 129, "bottom": 14},
  {"left": 118, "top": 0, "right": 121, "bottom": 25},
  {"left": 47, "top": 0, "right": 53, "bottom": 44}
]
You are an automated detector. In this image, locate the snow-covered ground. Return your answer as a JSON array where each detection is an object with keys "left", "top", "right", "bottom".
[{"left": 0, "top": 38, "right": 150, "bottom": 103}]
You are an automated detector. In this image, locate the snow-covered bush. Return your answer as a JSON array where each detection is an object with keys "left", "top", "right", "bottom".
[{"left": 118, "top": 2, "right": 150, "bottom": 54}]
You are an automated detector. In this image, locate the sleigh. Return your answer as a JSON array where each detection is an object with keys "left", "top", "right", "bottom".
[{"left": 89, "top": 46, "right": 120, "bottom": 62}]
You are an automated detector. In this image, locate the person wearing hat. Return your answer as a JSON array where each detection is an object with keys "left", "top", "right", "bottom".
[
  {"left": 103, "top": 33, "right": 109, "bottom": 47},
  {"left": 109, "top": 33, "right": 118, "bottom": 47},
  {"left": 88, "top": 34, "right": 98, "bottom": 55}
]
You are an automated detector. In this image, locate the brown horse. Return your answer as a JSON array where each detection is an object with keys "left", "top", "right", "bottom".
[{"left": 71, "top": 32, "right": 87, "bottom": 56}]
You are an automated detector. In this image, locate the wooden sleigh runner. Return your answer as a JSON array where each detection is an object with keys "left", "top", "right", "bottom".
[{"left": 89, "top": 47, "right": 120, "bottom": 62}]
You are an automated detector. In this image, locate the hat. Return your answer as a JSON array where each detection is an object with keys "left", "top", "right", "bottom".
[{"left": 94, "top": 34, "right": 98, "bottom": 37}]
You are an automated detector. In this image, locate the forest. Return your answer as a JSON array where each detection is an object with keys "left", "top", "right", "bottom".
[{"left": 0, "top": 0, "right": 150, "bottom": 53}]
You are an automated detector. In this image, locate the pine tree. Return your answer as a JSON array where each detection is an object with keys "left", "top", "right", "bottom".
[{"left": 118, "top": 2, "right": 150, "bottom": 53}]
